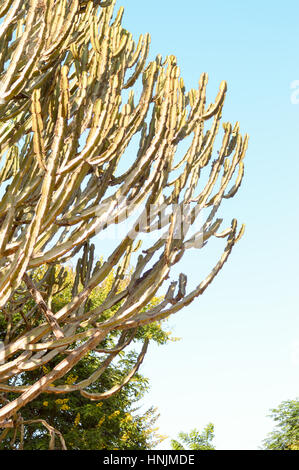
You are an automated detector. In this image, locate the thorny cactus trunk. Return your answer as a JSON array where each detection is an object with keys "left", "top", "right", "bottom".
[{"left": 0, "top": 0, "right": 248, "bottom": 445}]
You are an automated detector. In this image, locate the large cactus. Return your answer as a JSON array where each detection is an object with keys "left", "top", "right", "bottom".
[{"left": 0, "top": 0, "right": 248, "bottom": 437}]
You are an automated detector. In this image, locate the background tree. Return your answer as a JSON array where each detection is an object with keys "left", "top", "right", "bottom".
[
  {"left": 171, "top": 424, "right": 215, "bottom": 450},
  {"left": 0, "top": 0, "right": 248, "bottom": 441},
  {"left": 262, "top": 399, "right": 299, "bottom": 450},
  {"left": 0, "top": 353, "right": 166, "bottom": 450},
  {"left": 0, "top": 264, "right": 170, "bottom": 449}
]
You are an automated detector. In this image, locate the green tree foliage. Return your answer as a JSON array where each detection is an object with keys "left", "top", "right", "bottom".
[
  {"left": 171, "top": 423, "right": 215, "bottom": 450},
  {"left": 0, "top": 353, "right": 165, "bottom": 450},
  {"left": 0, "top": 265, "right": 170, "bottom": 449},
  {"left": 262, "top": 399, "right": 299, "bottom": 450}
]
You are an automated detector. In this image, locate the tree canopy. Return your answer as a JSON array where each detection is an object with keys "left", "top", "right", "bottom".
[
  {"left": 0, "top": 264, "right": 170, "bottom": 449},
  {"left": 263, "top": 399, "right": 299, "bottom": 450},
  {"left": 171, "top": 424, "right": 215, "bottom": 451},
  {"left": 0, "top": 351, "right": 166, "bottom": 450}
]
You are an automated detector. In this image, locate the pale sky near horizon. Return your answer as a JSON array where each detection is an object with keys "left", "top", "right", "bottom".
[{"left": 102, "top": 0, "right": 299, "bottom": 450}]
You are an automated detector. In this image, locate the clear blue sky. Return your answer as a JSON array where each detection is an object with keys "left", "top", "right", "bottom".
[{"left": 103, "top": 0, "right": 299, "bottom": 450}]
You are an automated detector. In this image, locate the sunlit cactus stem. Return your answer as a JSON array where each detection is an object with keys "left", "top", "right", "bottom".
[{"left": 0, "top": 0, "right": 248, "bottom": 445}]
